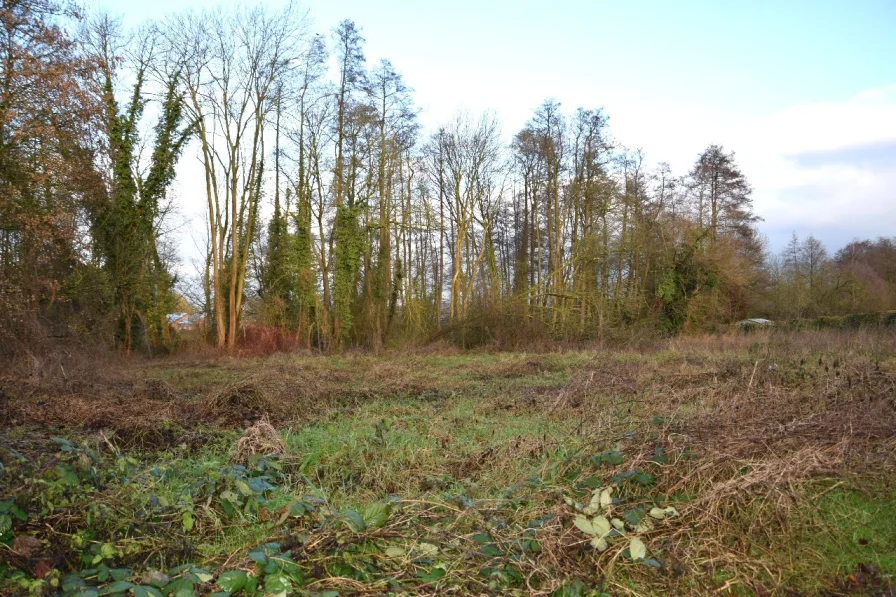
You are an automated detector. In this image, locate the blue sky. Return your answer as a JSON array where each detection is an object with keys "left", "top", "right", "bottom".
[{"left": 96, "top": 0, "right": 896, "bottom": 256}]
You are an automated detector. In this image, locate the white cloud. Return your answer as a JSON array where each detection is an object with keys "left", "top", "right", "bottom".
[
  {"left": 762, "top": 84, "right": 896, "bottom": 154},
  {"left": 732, "top": 85, "right": 896, "bottom": 250},
  {"left": 169, "top": 84, "right": 896, "bottom": 277}
]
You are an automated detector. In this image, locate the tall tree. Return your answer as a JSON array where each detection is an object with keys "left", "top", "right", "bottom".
[
  {"left": 0, "top": 0, "right": 101, "bottom": 350},
  {"left": 689, "top": 145, "right": 755, "bottom": 244},
  {"left": 87, "top": 17, "right": 191, "bottom": 351},
  {"left": 169, "top": 3, "right": 307, "bottom": 349},
  {"left": 330, "top": 19, "right": 367, "bottom": 345}
]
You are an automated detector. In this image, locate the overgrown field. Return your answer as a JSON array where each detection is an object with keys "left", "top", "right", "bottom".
[{"left": 2, "top": 330, "right": 895, "bottom": 596}]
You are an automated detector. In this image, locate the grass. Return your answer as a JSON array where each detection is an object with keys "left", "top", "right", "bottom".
[
  {"left": 802, "top": 482, "right": 896, "bottom": 577},
  {"left": 1, "top": 330, "right": 895, "bottom": 595}
]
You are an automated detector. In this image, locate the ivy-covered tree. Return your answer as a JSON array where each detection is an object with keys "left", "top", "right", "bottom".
[{"left": 89, "top": 17, "right": 191, "bottom": 351}]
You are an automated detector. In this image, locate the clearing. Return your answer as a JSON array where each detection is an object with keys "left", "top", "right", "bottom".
[{"left": 1, "top": 330, "right": 895, "bottom": 596}]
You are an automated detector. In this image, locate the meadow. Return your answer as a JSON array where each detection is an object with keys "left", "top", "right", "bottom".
[{"left": 1, "top": 329, "right": 894, "bottom": 596}]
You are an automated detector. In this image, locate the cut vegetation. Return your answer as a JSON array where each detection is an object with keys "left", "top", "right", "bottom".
[{"left": 2, "top": 329, "right": 895, "bottom": 596}]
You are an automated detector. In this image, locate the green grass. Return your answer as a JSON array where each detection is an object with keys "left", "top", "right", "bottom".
[
  {"left": 2, "top": 335, "right": 895, "bottom": 595},
  {"left": 803, "top": 482, "right": 896, "bottom": 576}
]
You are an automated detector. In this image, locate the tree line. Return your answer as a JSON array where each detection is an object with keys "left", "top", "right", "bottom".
[{"left": 1, "top": 0, "right": 892, "bottom": 356}]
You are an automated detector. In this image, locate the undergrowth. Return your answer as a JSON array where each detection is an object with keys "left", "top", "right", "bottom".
[{"left": 1, "top": 331, "right": 895, "bottom": 596}]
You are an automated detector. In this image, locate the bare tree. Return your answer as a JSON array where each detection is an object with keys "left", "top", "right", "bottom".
[{"left": 166, "top": 2, "right": 309, "bottom": 349}]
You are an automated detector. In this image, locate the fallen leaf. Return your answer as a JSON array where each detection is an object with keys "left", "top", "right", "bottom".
[
  {"left": 574, "top": 515, "right": 600, "bottom": 535},
  {"left": 599, "top": 487, "right": 613, "bottom": 509},
  {"left": 13, "top": 535, "right": 42, "bottom": 558},
  {"left": 591, "top": 515, "right": 611, "bottom": 536},
  {"left": 33, "top": 560, "right": 52, "bottom": 578},
  {"left": 384, "top": 546, "right": 405, "bottom": 559},
  {"left": 416, "top": 542, "right": 439, "bottom": 557},
  {"left": 629, "top": 537, "right": 647, "bottom": 560}
]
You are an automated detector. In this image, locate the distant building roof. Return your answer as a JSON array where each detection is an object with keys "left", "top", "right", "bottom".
[
  {"left": 166, "top": 313, "right": 188, "bottom": 324},
  {"left": 185, "top": 313, "right": 205, "bottom": 325},
  {"left": 736, "top": 318, "right": 774, "bottom": 326}
]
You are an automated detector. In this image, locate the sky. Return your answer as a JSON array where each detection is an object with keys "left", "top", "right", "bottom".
[{"left": 94, "top": 0, "right": 896, "bottom": 261}]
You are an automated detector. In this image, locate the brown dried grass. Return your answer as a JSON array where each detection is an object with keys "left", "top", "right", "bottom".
[{"left": 231, "top": 415, "right": 284, "bottom": 464}]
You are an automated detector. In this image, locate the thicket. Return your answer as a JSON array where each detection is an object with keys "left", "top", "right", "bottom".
[{"left": 2, "top": 0, "right": 894, "bottom": 359}]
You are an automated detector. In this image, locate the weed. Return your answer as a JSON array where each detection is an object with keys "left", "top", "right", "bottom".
[{"left": 1, "top": 329, "right": 895, "bottom": 595}]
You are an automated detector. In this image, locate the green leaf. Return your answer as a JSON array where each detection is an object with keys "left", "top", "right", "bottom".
[
  {"left": 624, "top": 507, "right": 644, "bottom": 526},
  {"left": 172, "top": 585, "right": 197, "bottom": 597},
  {"left": 417, "top": 566, "right": 446, "bottom": 584},
  {"left": 263, "top": 559, "right": 279, "bottom": 576},
  {"left": 552, "top": 579, "right": 586, "bottom": 597},
  {"left": 164, "top": 576, "right": 196, "bottom": 597},
  {"left": 343, "top": 509, "right": 366, "bottom": 532},
  {"left": 362, "top": 502, "right": 389, "bottom": 528},
  {"left": 264, "top": 572, "right": 292, "bottom": 594},
  {"left": 290, "top": 502, "right": 307, "bottom": 517},
  {"left": 603, "top": 451, "right": 624, "bottom": 466},
  {"left": 472, "top": 533, "right": 493, "bottom": 544},
  {"left": 100, "top": 543, "right": 117, "bottom": 560},
  {"left": 632, "top": 472, "right": 655, "bottom": 486},
  {"left": 278, "top": 500, "right": 307, "bottom": 525},
  {"left": 109, "top": 569, "right": 130, "bottom": 582},
  {"left": 219, "top": 499, "right": 236, "bottom": 518},
  {"left": 181, "top": 512, "right": 194, "bottom": 532},
  {"left": 649, "top": 507, "right": 667, "bottom": 520},
  {"left": 216, "top": 570, "right": 248, "bottom": 592},
  {"left": 57, "top": 464, "right": 80, "bottom": 487},
  {"left": 580, "top": 475, "right": 602, "bottom": 489},
  {"left": 132, "top": 587, "right": 164, "bottom": 597},
  {"left": 592, "top": 515, "right": 611, "bottom": 536},
  {"left": 650, "top": 447, "right": 668, "bottom": 463},
  {"left": 190, "top": 568, "right": 213, "bottom": 583},
  {"left": 62, "top": 574, "right": 86, "bottom": 592},
  {"left": 52, "top": 437, "right": 76, "bottom": 451},
  {"left": 235, "top": 481, "right": 253, "bottom": 497},
  {"left": 279, "top": 559, "right": 304, "bottom": 585},
  {"left": 480, "top": 544, "right": 501, "bottom": 557},
  {"left": 11, "top": 504, "right": 27, "bottom": 522},
  {"left": 98, "top": 581, "right": 133, "bottom": 595},
  {"left": 0, "top": 514, "right": 11, "bottom": 536}
]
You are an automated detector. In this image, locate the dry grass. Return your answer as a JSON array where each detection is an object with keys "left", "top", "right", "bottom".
[
  {"left": 2, "top": 329, "right": 895, "bottom": 595},
  {"left": 231, "top": 416, "right": 285, "bottom": 464}
]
